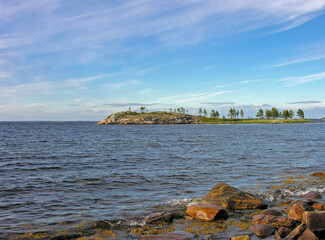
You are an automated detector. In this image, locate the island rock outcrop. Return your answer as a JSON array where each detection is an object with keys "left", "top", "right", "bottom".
[{"left": 97, "top": 111, "right": 202, "bottom": 125}]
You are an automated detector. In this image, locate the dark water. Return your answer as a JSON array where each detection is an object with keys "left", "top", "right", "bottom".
[{"left": 1, "top": 122, "right": 325, "bottom": 233}]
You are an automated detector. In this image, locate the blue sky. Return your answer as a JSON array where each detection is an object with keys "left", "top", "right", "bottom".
[{"left": 1, "top": 0, "right": 325, "bottom": 120}]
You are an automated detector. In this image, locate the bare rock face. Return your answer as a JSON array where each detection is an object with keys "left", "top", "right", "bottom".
[
  {"left": 287, "top": 202, "right": 314, "bottom": 221},
  {"left": 141, "top": 230, "right": 195, "bottom": 240},
  {"left": 186, "top": 204, "right": 228, "bottom": 221},
  {"left": 199, "top": 183, "right": 267, "bottom": 210},
  {"left": 97, "top": 111, "right": 202, "bottom": 125},
  {"left": 252, "top": 215, "right": 296, "bottom": 229},
  {"left": 302, "top": 211, "right": 325, "bottom": 231},
  {"left": 249, "top": 224, "right": 275, "bottom": 238}
]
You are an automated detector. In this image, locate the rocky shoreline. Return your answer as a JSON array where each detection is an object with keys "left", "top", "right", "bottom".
[{"left": 7, "top": 172, "right": 325, "bottom": 240}]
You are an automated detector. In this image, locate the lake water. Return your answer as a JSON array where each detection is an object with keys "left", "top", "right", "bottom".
[{"left": 1, "top": 122, "right": 325, "bottom": 235}]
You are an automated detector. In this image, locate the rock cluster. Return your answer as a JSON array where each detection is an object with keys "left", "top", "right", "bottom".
[{"left": 97, "top": 111, "right": 202, "bottom": 125}]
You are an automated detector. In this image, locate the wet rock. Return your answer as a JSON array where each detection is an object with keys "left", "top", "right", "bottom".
[
  {"left": 259, "top": 209, "right": 282, "bottom": 216},
  {"left": 299, "top": 191, "right": 322, "bottom": 200},
  {"left": 284, "top": 223, "right": 307, "bottom": 240},
  {"left": 231, "top": 235, "right": 250, "bottom": 240},
  {"left": 302, "top": 211, "right": 325, "bottom": 231},
  {"left": 252, "top": 215, "right": 296, "bottom": 228},
  {"left": 287, "top": 202, "right": 314, "bottom": 221},
  {"left": 199, "top": 183, "right": 267, "bottom": 210},
  {"left": 312, "top": 203, "right": 325, "bottom": 211},
  {"left": 298, "top": 228, "right": 319, "bottom": 240},
  {"left": 274, "top": 227, "right": 291, "bottom": 239},
  {"left": 310, "top": 172, "right": 325, "bottom": 177},
  {"left": 141, "top": 230, "right": 195, "bottom": 240},
  {"left": 144, "top": 211, "right": 173, "bottom": 224},
  {"left": 186, "top": 204, "right": 228, "bottom": 221},
  {"left": 249, "top": 224, "right": 275, "bottom": 238}
]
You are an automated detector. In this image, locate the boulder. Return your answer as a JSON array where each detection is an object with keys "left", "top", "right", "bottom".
[
  {"left": 252, "top": 215, "right": 296, "bottom": 228},
  {"left": 299, "top": 191, "right": 322, "bottom": 200},
  {"left": 310, "top": 172, "right": 325, "bottom": 177},
  {"left": 231, "top": 235, "right": 250, "bottom": 240},
  {"left": 284, "top": 223, "right": 307, "bottom": 240},
  {"left": 274, "top": 227, "right": 291, "bottom": 239},
  {"left": 287, "top": 202, "right": 314, "bottom": 221},
  {"left": 141, "top": 231, "right": 194, "bottom": 240},
  {"left": 199, "top": 183, "right": 267, "bottom": 210},
  {"left": 259, "top": 208, "right": 282, "bottom": 216},
  {"left": 302, "top": 211, "right": 325, "bottom": 231},
  {"left": 186, "top": 204, "right": 228, "bottom": 221},
  {"left": 249, "top": 224, "right": 275, "bottom": 238},
  {"left": 144, "top": 211, "right": 173, "bottom": 224},
  {"left": 298, "top": 228, "right": 319, "bottom": 240},
  {"left": 312, "top": 203, "right": 325, "bottom": 211}
]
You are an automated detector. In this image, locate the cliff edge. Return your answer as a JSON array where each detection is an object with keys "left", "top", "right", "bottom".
[{"left": 97, "top": 111, "right": 202, "bottom": 125}]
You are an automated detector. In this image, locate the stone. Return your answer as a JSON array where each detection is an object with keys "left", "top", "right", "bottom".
[
  {"left": 302, "top": 211, "right": 325, "bottom": 231},
  {"left": 287, "top": 202, "right": 314, "bottom": 221},
  {"left": 312, "top": 203, "right": 325, "bottom": 211},
  {"left": 259, "top": 208, "right": 282, "bottom": 216},
  {"left": 186, "top": 204, "right": 228, "bottom": 221},
  {"left": 252, "top": 215, "right": 296, "bottom": 228},
  {"left": 199, "top": 183, "right": 267, "bottom": 210},
  {"left": 249, "top": 224, "right": 275, "bottom": 238},
  {"left": 144, "top": 211, "right": 173, "bottom": 224},
  {"left": 310, "top": 172, "right": 325, "bottom": 177},
  {"left": 141, "top": 231, "right": 195, "bottom": 240},
  {"left": 284, "top": 224, "right": 307, "bottom": 240},
  {"left": 231, "top": 235, "right": 250, "bottom": 240},
  {"left": 274, "top": 227, "right": 291, "bottom": 239},
  {"left": 299, "top": 191, "right": 322, "bottom": 200},
  {"left": 297, "top": 228, "right": 319, "bottom": 240}
]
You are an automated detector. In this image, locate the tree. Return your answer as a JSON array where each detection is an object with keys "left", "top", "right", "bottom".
[
  {"left": 128, "top": 107, "right": 131, "bottom": 112},
  {"left": 203, "top": 109, "right": 207, "bottom": 116},
  {"left": 240, "top": 109, "right": 244, "bottom": 119},
  {"left": 282, "top": 109, "right": 289, "bottom": 119},
  {"left": 297, "top": 109, "right": 304, "bottom": 119},
  {"left": 265, "top": 109, "right": 272, "bottom": 119},
  {"left": 198, "top": 108, "right": 202, "bottom": 116},
  {"left": 140, "top": 106, "right": 146, "bottom": 113},
  {"left": 271, "top": 107, "right": 279, "bottom": 119},
  {"left": 256, "top": 108, "right": 264, "bottom": 119},
  {"left": 228, "top": 108, "right": 237, "bottom": 119},
  {"left": 289, "top": 110, "right": 294, "bottom": 119},
  {"left": 169, "top": 108, "right": 172, "bottom": 112},
  {"left": 210, "top": 109, "right": 219, "bottom": 118}
]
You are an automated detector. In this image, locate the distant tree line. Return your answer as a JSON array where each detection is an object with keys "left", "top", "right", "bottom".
[{"left": 256, "top": 107, "right": 304, "bottom": 119}]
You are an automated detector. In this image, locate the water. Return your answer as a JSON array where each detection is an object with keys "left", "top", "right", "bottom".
[{"left": 1, "top": 122, "right": 325, "bottom": 234}]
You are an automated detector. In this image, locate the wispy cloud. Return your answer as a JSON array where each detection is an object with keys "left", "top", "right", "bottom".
[
  {"left": 161, "top": 90, "right": 232, "bottom": 103},
  {"left": 239, "top": 79, "right": 262, "bottom": 84},
  {"left": 288, "top": 100, "right": 322, "bottom": 104},
  {"left": 103, "top": 79, "right": 140, "bottom": 88},
  {"left": 201, "top": 102, "right": 235, "bottom": 105},
  {"left": 280, "top": 71, "right": 325, "bottom": 86},
  {"left": 104, "top": 102, "right": 159, "bottom": 107},
  {"left": 0, "top": 71, "right": 11, "bottom": 78},
  {"left": 265, "top": 54, "right": 325, "bottom": 68}
]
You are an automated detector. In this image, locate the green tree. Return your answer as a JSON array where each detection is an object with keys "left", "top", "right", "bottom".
[
  {"left": 240, "top": 109, "right": 244, "bottom": 119},
  {"left": 289, "top": 110, "right": 294, "bottom": 119},
  {"left": 282, "top": 109, "right": 289, "bottom": 119},
  {"left": 256, "top": 108, "right": 264, "bottom": 119},
  {"left": 265, "top": 109, "right": 272, "bottom": 119},
  {"left": 198, "top": 108, "right": 202, "bottom": 116},
  {"left": 297, "top": 109, "right": 304, "bottom": 119},
  {"left": 203, "top": 109, "right": 207, "bottom": 116},
  {"left": 169, "top": 108, "right": 172, "bottom": 112},
  {"left": 236, "top": 110, "right": 239, "bottom": 119},
  {"left": 210, "top": 109, "right": 219, "bottom": 118},
  {"left": 140, "top": 106, "right": 146, "bottom": 113},
  {"left": 271, "top": 107, "right": 279, "bottom": 119}
]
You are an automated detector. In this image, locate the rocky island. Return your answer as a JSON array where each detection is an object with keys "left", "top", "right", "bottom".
[{"left": 97, "top": 111, "right": 202, "bottom": 125}]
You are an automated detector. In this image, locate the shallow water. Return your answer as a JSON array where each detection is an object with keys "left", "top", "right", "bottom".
[{"left": 1, "top": 122, "right": 325, "bottom": 234}]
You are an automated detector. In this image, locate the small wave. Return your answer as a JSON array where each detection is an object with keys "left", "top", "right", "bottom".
[
  {"left": 166, "top": 198, "right": 195, "bottom": 207},
  {"left": 281, "top": 186, "right": 325, "bottom": 197}
]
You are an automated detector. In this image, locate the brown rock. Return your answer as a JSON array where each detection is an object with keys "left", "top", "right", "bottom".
[
  {"left": 249, "top": 224, "right": 275, "bottom": 238},
  {"left": 287, "top": 202, "right": 314, "bottom": 221},
  {"left": 284, "top": 223, "right": 307, "bottom": 240},
  {"left": 312, "top": 203, "right": 325, "bottom": 211},
  {"left": 274, "top": 227, "right": 291, "bottom": 239},
  {"left": 259, "top": 208, "right": 282, "bottom": 216},
  {"left": 144, "top": 211, "right": 173, "bottom": 224},
  {"left": 299, "top": 191, "right": 322, "bottom": 200},
  {"left": 252, "top": 215, "right": 296, "bottom": 228},
  {"left": 200, "top": 183, "right": 267, "bottom": 210},
  {"left": 186, "top": 204, "right": 228, "bottom": 221},
  {"left": 141, "top": 231, "right": 195, "bottom": 240},
  {"left": 297, "top": 228, "right": 319, "bottom": 240},
  {"left": 231, "top": 235, "right": 250, "bottom": 240},
  {"left": 310, "top": 172, "right": 325, "bottom": 177},
  {"left": 302, "top": 211, "right": 325, "bottom": 231}
]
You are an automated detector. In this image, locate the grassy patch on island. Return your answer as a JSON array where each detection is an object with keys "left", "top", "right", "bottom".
[{"left": 201, "top": 117, "right": 310, "bottom": 124}]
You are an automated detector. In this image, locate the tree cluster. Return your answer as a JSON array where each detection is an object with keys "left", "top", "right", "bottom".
[{"left": 256, "top": 108, "right": 304, "bottom": 119}]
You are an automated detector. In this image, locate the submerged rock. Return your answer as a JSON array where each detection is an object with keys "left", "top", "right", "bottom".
[
  {"left": 249, "top": 224, "right": 275, "bottom": 238},
  {"left": 141, "top": 230, "right": 195, "bottom": 240},
  {"left": 310, "top": 172, "right": 325, "bottom": 177},
  {"left": 231, "top": 236, "right": 250, "bottom": 240},
  {"left": 252, "top": 215, "right": 296, "bottom": 228},
  {"left": 144, "top": 211, "right": 173, "bottom": 224},
  {"left": 97, "top": 111, "right": 202, "bottom": 125},
  {"left": 199, "top": 182, "right": 267, "bottom": 210},
  {"left": 186, "top": 204, "right": 228, "bottom": 221}
]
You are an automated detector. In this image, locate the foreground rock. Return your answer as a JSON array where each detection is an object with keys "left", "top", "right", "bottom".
[
  {"left": 199, "top": 183, "right": 267, "bottom": 210},
  {"left": 97, "top": 111, "right": 202, "bottom": 125},
  {"left": 302, "top": 211, "right": 325, "bottom": 231},
  {"left": 186, "top": 204, "right": 228, "bottom": 221},
  {"left": 287, "top": 201, "right": 314, "bottom": 221},
  {"left": 249, "top": 224, "right": 275, "bottom": 238},
  {"left": 259, "top": 208, "right": 282, "bottom": 216},
  {"left": 299, "top": 191, "right": 323, "bottom": 200},
  {"left": 141, "top": 230, "right": 195, "bottom": 240},
  {"left": 274, "top": 227, "right": 291, "bottom": 239},
  {"left": 252, "top": 215, "right": 296, "bottom": 228}
]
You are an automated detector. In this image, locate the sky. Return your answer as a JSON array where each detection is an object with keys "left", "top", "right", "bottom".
[{"left": 1, "top": 0, "right": 325, "bottom": 120}]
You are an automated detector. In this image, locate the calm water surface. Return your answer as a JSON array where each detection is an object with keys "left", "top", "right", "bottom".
[{"left": 0, "top": 122, "right": 324, "bottom": 233}]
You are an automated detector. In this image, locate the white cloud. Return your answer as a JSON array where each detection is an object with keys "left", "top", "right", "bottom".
[
  {"left": 280, "top": 72, "right": 325, "bottom": 86},
  {"left": 265, "top": 54, "right": 325, "bottom": 68},
  {"left": 140, "top": 89, "right": 152, "bottom": 94},
  {"left": 73, "top": 99, "right": 82, "bottom": 102},
  {"left": 103, "top": 79, "right": 140, "bottom": 88}
]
